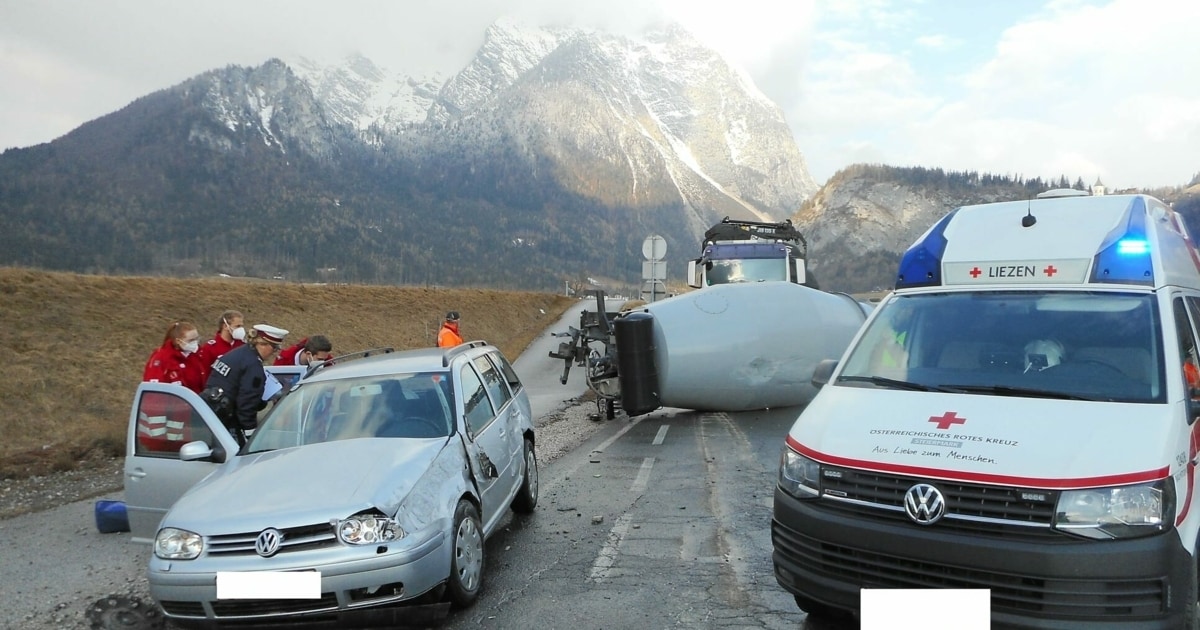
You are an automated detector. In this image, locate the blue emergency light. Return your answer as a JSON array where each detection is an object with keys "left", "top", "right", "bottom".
[
  {"left": 1089, "top": 196, "right": 1154, "bottom": 286},
  {"left": 895, "top": 210, "right": 958, "bottom": 289}
]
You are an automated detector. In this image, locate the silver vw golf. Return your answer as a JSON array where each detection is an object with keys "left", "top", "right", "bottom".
[{"left": 123, "top": 342, "right": 538, "bottom": 626}]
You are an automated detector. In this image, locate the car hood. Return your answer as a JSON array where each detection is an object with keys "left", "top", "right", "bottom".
[
  {"left": 789, "top": 386, "right": 1175, "bottom": 488},
  {"left": 165, "top": 437, "right": 449, "bottom": 532}
]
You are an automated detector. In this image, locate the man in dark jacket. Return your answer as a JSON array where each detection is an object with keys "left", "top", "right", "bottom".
[{"left": 204, "top": 324, "right": 288, "bottom": 445}]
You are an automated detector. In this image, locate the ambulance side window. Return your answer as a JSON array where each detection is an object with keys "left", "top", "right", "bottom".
[{"left": 1174, "top": 298, "right": 1200, "bottom": 399}]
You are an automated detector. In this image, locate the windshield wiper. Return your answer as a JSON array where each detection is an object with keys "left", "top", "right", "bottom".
[
  {"left": 936, "top": 384, "right": 1097, "bottom": 401},
  {"left": 837, "top": 375, "right": 954, "bottom": 393}
]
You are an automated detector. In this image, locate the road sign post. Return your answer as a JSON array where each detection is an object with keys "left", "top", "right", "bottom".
[{"left": 641, "top": 235, "right": 667, "bottom": 303}]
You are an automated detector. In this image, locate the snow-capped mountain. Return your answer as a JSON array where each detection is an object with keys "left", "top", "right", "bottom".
[
  {"left": 286, "top": 54, "right": 444, "bottom": 141},
  {"left": 275, "top": 18, "right": 816, "bottom": 226},
  {"left": 0, "top": 18, "right": 819, "bottom": 290}
]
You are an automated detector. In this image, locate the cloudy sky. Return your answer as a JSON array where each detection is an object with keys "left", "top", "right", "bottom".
[{"left": 1, "top": 0, "right": 1196, "bottom": 188}]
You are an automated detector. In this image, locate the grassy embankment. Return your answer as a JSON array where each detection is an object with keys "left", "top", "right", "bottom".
[{"left": 0, "top": 267, "right": 575, "bottom": 480}]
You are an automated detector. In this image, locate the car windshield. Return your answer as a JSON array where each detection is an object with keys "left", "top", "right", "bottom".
[
  {"left": 246, "top": 371, "right": 455, "bottom": 452},
  {"left": 707, "top": 258, "right": 786, "bottom": 284},
  {"left": 837, "top": 291, "right": 1165, "bottom": 403}
]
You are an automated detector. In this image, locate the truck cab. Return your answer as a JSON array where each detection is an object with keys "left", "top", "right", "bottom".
[
  {"left": 772, "top": 194, "right": 1200, "bottom": 628},
  {"left": 687, "top": 218, "right": 818, "bottom": 289}
]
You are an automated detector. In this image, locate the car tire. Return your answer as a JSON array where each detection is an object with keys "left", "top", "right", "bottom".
[
  {"left": 446, "top": 500, "right": 484, "bottom": 608},
  {"left": 511, "top": 438, "right": 538, "bottom": 513}
]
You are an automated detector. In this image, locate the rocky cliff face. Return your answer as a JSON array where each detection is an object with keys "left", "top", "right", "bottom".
[
  {"left": 794, "top": 168, "right": 1041, "bottom": 292},
  {"left": 423, "top": 21, "right": 816, "bottom": 227}
]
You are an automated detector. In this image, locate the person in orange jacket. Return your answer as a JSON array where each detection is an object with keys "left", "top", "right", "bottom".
[
  {"left": 437, "top": 311, "right": 464, "bottom": 348},
  {"left": 142, "top": 320, "right": 207, "bottom": 393}
]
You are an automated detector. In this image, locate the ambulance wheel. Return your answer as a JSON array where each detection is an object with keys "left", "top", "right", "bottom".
[{"left": 793, "top": 594, "right": 853, "bottom": 620}]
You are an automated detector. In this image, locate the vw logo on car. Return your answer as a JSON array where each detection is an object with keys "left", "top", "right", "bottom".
[
  {"left": 903, "top": 483, "right": 945, "bottom": 525},
  {"left": 255, "top": 528, "right": 283, "bottom": 557}
]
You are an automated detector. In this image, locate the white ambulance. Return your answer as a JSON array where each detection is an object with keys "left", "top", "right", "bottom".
[{"left": 772, "top": 193, "right": 1200, "bottom": 628}]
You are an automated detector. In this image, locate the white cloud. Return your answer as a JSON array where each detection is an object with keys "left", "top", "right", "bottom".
[
  {"left": 793, "top": 0, "right": 1200, "bottom": 188},
  {"left": 0, "top": 0, "right": 1196, "bottom": 189},
  {"left": 914, "top": 34, "right": 959, "bottom": 50}
]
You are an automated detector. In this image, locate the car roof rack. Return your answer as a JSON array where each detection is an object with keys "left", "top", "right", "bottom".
[
  {"left": 303, "top": 347, "right": 395, "bottom": 379},
  {"left": 442, "top": 340, "right": 491, "bottom": 367}
]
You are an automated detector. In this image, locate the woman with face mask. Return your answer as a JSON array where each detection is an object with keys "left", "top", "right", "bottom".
[
  {"left": 143, "top": 320, "right": 206, "bottom": 393},
  {"left": 195, "top": 309, "right": 246, "bottom": 381}
]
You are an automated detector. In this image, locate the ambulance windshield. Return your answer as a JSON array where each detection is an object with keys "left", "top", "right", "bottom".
[{"left": 838, "top": 291, "right": 1165, "bottom": 403}]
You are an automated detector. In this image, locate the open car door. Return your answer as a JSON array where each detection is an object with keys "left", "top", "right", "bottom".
[{"left": 123, "top": 382, "right": 239, "bottom": 543}]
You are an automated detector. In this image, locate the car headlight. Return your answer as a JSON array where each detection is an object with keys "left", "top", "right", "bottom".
[
  {"left": 779, "top": 448, "right": 821, "bottom": 499},
  {"left": 1055, "top": 480, "right": 1172, "bottom": 539},
  {"left": 155, "top": 527, "right": 203, "bottom": 560},
  {"left": 337, "top": 511, "right": 404, "bottom": 545}
]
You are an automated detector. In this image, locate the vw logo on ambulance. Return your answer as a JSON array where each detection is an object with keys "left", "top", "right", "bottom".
[{"left": 903, "top": 484, "right": 946, "bottom": 525}]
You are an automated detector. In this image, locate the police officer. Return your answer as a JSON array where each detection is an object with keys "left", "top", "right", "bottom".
[{"left": 204, "top": 323, "right": 288, "bottom": 445}]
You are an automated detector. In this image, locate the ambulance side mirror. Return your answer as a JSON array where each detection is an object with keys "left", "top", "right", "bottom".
[
  {"left": 1189, "top": 396, "right": 1200, "bottom": 425},
  {"left": 811, "top": 359, "right": 838, "bottom": 389}
]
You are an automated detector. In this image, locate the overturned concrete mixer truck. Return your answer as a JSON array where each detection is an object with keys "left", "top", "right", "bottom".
[{"left": 550, "top": 218, "right": 873, "bottom": 418}]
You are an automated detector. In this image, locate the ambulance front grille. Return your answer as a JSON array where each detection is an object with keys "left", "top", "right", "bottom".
[
  {"left": 819, "top": 466, "right": 1061, "bottom": 537},
  {"left": 772, "top": 522, "right": 1167, "bottom": 618}
]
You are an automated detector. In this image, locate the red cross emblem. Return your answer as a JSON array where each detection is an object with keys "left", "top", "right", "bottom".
[
  {"left": 969, "top": 267, "right": 982, "bottom": 278},
  {"left": 929, "top": 411, "right": 966, "bottom": 430},
  {"left": 1043, "top": 265, "right": 1057, "bottom": 277}
]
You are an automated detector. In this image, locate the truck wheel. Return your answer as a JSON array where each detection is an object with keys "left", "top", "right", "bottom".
[{"left": 794, "top": 594, "right": 853, "bottom": 620}]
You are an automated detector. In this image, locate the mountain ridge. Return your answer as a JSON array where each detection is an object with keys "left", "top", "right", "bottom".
[{"left": 0, "top": 20, "right": 815, "bottom": 291}]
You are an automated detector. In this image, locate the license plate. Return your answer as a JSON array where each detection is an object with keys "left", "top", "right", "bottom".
[{"left": 216, "top": 571, "right": 321, "bottom": 599}]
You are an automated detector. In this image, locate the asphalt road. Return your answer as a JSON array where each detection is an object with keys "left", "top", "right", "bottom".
[
  {"left": 437, "top": 404, "right": 852, "bottom": 630},
  {"left": 515, "top": 296, "right": 622, "bottom": 419}
]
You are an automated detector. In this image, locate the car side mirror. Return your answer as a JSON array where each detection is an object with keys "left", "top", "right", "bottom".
[
  {"left": 811, "top": 359, "right": 838, "bottom": 388},
  {"left": 179, "top": 440, "right": 215, "bottom": 462}
]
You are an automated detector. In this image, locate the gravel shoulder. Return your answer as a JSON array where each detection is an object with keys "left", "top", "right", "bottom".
[{"left": 0, "top": 397, "right": 613, "bottom": 629}]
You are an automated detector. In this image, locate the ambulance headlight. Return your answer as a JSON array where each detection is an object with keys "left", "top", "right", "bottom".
[
  {"left": 779, "top": 448, "right": 821, "bottom": 499},
  {"left": 1055, "top": 480, "right": 1171, "bottom": 540}
]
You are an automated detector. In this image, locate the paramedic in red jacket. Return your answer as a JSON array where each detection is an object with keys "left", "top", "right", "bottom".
[
  {"left": 275, "top": 335, "right": 333, "bottom": 366},
  {"left": 196, "top": 309, "right": 246, "bottom": 381},
  {"left": 142, "top": 320, "right": 206, "bottom": 393}
]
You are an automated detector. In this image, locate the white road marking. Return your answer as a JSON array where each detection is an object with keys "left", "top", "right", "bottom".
[
  {"left": 630, "top": 457, "right": 655, "bottom": 493},
  {"left": 588, "top": 513, "right": 634, "bottom": 582},
  {"left": 652, "top": 424, "right": 669, "bottom": 445},
  {"left": 592, "top": 415, "right": 644, "bottom": 454}
]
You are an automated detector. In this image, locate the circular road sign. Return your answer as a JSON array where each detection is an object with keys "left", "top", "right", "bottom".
[{"left": 642, "top": 235, "right": 667, "bottom": 261}]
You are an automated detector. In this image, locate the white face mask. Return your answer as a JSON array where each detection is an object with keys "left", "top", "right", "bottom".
[
  {"left": 230, "top": 326, "right": 247, "bottom": 342},
  {"left": 181, "top": 340, "right": 200, "bottom": 355}
]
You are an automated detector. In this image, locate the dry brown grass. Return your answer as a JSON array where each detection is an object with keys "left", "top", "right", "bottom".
[{"left": 0, "top": 267, "right": 574, "bottom": 480}]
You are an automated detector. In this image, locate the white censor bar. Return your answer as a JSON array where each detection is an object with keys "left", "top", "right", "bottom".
[{"left": 216, "top": 571, "right": 321, "bottom": 599}]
